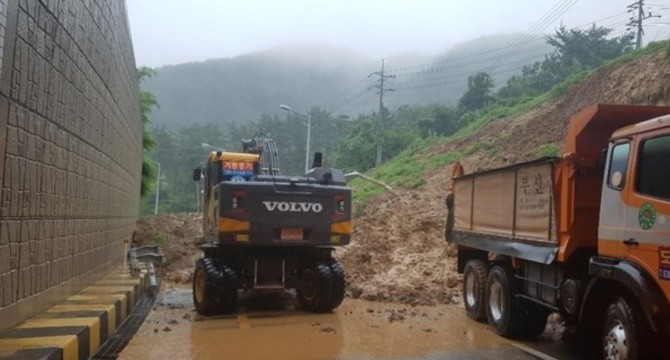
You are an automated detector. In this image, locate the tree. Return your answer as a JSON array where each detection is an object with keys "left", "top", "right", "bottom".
[
  {"left": 333, "top": 112, "right": 421, "bottom": 172},
  {"left": 138, "top": 67, "right": 158, "bottom": 198},
  {"left": 459, "top": 72, "right": 495, "bottom": 112},
  {"left": 497, "top": 25, "right": 634, "bottom": 101},
  {"left": 546, "top": 25, "right": 634, "bottom": 70}
]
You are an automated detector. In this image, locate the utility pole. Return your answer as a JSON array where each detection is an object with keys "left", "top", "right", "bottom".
[
  {"left": 371, "top": 59, "right": 395, "bottom": 165},
  {"left": 627, "top": 0, "right": 661, "bottom": 49}
]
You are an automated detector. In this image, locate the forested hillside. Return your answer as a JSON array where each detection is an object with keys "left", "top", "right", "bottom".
[
  {"left": 141, "top": 44, "right": 376, "bottom": 128},
  {"left": 141, "top": 35, "right": 550, "bottom": 129}
]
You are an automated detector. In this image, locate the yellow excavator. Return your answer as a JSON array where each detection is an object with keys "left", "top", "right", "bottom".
[{"left": 192, "top": 135, "right": 351, "bottom": 314}]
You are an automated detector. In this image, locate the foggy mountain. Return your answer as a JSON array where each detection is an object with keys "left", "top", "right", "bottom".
[{"left": 142, "top": 35, "right": 551, "bottom": 129}]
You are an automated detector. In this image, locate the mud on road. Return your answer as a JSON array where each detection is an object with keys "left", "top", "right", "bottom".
[{"left": 118, "top": 283, "right": 582, "bottom": 360}]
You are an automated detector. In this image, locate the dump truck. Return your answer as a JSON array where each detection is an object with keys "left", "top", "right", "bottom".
[
  {"left": 446, "top": 104, "right": 670, "bottom": 359},
  {"left": 192, "top": 135, "right": 351, "bottom": 314}
]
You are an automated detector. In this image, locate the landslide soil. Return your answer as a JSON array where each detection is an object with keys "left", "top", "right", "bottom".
[
  {"left": 132, "top": 213, "right": 203, "bottom": 283},
  {"left": 134, "top": 50, "right": 670, "bottom": 307}
]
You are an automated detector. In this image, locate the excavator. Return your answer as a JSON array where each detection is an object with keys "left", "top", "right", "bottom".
[{"left": 192, "top": 134, "right": 351, "bottom": 314}]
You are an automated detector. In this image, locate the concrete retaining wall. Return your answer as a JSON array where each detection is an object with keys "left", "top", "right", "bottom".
[{"left": 0, "top": 0, "right": 142, "bottom": 330}]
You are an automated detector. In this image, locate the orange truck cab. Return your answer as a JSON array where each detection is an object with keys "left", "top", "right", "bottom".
[{"left": 446, "top": 104, "right": 670, "bottom": 359}]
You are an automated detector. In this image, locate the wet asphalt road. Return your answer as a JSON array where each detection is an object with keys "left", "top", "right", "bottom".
[{"left": 117, "top": 284, "right": 588, "bottom": 360}]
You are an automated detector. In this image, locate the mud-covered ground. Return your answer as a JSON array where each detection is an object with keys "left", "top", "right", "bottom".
[
  {"left": 118, "top": 283, "right": 577, "bottom": 360},
  {"left": 132, "top": 213, "right": 202, "bottom": 283}
]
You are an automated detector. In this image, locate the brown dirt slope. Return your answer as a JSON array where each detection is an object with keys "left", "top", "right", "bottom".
[
  {"left": 132, "top": 213, "right": 202, "bottom": 283},
  {"left": 338, "top": 50, "right": 670, "bottom": 306}
]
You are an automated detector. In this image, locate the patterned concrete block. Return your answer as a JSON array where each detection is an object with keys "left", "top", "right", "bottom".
[{"left": 0, "top": 0, "right": 142, "bottom": 330}]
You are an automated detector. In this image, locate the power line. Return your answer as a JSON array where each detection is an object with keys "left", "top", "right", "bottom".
[
  {"left": 485, "top": 0, "right": 579, "bottom": 74},
  {"left": 390, "top": 6, "right": 633, "bottom": 94},
  {"left": 345, "top": 91, "right": 379, "bottom": 116},
  {"left": 319, "top": 76, "right": 375, "bottom": 110},
  {"left": 326, "top": 85, "right": 375, "bottom": 114},
  {"left": 385, "top": 0, "right": 577, "bottom": 76},
  {"left": 324, "top": 2, "right": 642, "bottom": 116}
]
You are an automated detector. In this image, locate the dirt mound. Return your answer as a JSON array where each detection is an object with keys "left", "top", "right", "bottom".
[
  {"left": 132, "top": 213, "right": 203, "bottom": 282},
  {"left": 134, "top": 209, "right": 460, "bottom": 305},
  {"left": 337, "top": 190, "right": 461, "bottom": 306}
]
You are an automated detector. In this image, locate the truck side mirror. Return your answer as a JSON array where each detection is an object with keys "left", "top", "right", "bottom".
[{"left": 193, "top": 168, "right": 202, "bottom": 181}]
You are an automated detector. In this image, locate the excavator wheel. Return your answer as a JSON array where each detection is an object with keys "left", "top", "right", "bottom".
[
  {"left": 297, "top": 261, "right": 334, "bottom": 313},
  {"left": 328, "top": 259, "right": 346, "bottom": 310},
  {"left": 214, "top": 259, "right": 238, "bottom": 313},
  {"left": 193, "top": 258, "right": 221, "bottom": 315},
  {"left": 193, "top": 257, "right": 238, "bottom": 315}
]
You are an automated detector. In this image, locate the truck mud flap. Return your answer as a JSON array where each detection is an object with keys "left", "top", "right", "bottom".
[{"left": 451, "top": 231, "right": 558, "bottom": 264}]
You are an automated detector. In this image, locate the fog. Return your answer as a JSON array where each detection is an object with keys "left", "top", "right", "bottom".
[{"left": 127, "top": 0, "right": 670, "bottom": 68}]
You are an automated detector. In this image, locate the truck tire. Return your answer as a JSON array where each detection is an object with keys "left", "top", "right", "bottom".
[
  {"left": 463, "top": 259, "right": 488, "bottom": 322},
  {"left": 485, "top": 265, "right": 522, "bottom": 338},
  {"left": 328, "top": 259, "right": 345, "bottom": 310},
  {"left": 193, "top": 257, "right": 224, "bottom": 316},
  {"left": 297, "top": 261, "right": 334, "bottom": 313},
  {"left": 602, "top": 296, "right": 651, "bottom": 360}
]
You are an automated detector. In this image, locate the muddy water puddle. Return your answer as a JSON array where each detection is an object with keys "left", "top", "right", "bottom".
[{"left": 118, "top": 284, "right": 578, "bottom": 360}]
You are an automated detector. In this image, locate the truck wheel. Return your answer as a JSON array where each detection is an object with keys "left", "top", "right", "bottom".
[
  {"left": 328, "top": 259, "right": 345, "bottom": 309},
  {"left": 602, "top": 296, "right": 650, "bottom": 360},
  {"left": 193, "top": 257, "right": 224, "bottom": 316},
  {"left": 463, "top": 259, "right": 488, "bottom": 322},
  {"left": 297, "top": 261, "right": 334, "bottom": 313},
  {"left": 485, "top": 265, "right": 521, "bottom": 337}
]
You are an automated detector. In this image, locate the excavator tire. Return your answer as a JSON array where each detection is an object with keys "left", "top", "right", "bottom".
[
  {"left": 297, "top": 261, "right": 334, "bottom": 313},
  {"left": 193, "top": 258, "right": 222, "bottom": 315},
  {"left": 328, "top": 259, "right": 346, "bottom": 309}
]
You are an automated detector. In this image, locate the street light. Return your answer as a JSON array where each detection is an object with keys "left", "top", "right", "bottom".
[
  {"left": 201, "top": 142, "right": 225, "bottom": 151},
  {"left": 279, "top": 104, "right": 311, "bottom": 173},
  {"left": 154, "top": 162, "right": 160, "bottom": 215}
]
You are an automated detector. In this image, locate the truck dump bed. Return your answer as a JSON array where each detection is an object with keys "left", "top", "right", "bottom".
[
  {"left": 452, "top": 158, "right": 559, "bottom": 263},
  {"left": 448, "top": 104, "right": 670, "bottom": 264}
]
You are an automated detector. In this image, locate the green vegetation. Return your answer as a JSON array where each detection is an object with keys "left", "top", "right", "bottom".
[
  {"left": 154, "top": 232, "right": 167, "bottom": 245},
  {"left": 351, "top": 148, "right": 461, "bottom": 204},
  {"left": 459, "top": 72, "right": 495, "bottom": 112},
  {"left": 138, "top": 67, "right": 158, "bottom": 198},
  {"left": 498, "top": 26, "right": 633, "bottom": 101},
  {"left": 536, "top": 144, "right": 560, "bottom": 158},
  {"left": 426, "top": 151, "right": 462, "bottom": 171}
]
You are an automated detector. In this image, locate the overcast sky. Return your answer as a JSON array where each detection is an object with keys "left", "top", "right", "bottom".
[{"left": 126, "top": 0, "right": 670, "bottom": 68}]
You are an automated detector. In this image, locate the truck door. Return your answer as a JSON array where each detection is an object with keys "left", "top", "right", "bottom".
[
  {"left": 599, "top": 141, "right": 632, "bottom": 258},
  {"left": 623, "top": 131, "right": 670, "bottom": 297}
]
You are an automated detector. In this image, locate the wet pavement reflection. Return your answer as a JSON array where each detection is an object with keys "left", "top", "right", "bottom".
[{"left": 118, "top": 284, "right": 586, "bottom": 360}]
